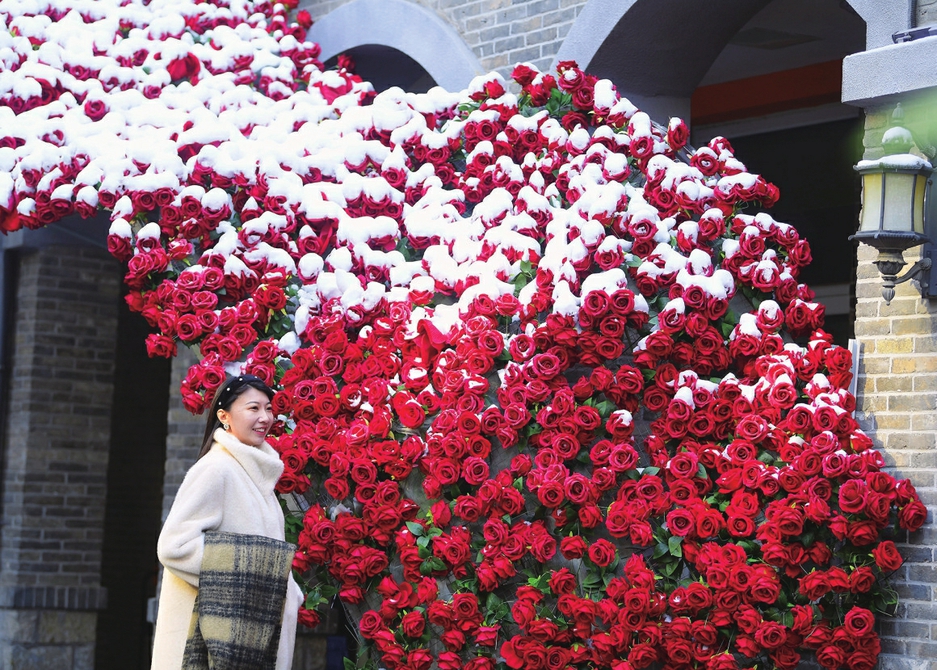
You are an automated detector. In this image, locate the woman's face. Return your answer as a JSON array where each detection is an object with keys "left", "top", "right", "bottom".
[{"left": 217, "top": 387, "right": 273, "bottom": 447}]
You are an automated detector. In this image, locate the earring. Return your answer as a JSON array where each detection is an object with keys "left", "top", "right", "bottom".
[{"left": 221, "top": 422, "right": 230, "bottom": 431}]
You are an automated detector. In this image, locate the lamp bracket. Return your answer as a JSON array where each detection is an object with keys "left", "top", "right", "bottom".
[{"left": 876, "top": 250, "right": 934, "bottom": 304}]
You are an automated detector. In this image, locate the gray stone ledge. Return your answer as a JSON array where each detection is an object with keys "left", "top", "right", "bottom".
[{"left": 843, "top": 36, "right": 937, "bottom": 107}]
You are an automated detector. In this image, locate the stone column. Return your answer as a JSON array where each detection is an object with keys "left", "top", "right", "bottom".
[
  {"left": 160, "top": 348, "right": 203, "bottom": 521},
  {"left": 0, "top": 246, "right": 120, "bottom": 669},
  {"left": 853, "top": 104, "right": 937, "bottom": 669}
]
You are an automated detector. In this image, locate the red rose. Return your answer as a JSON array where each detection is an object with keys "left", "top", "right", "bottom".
[
  {"left": 475, "top": 625, "right": 499, "bottom": 647},
  {"left": 587, "top": 538, "right": 617, "bottom": 567},
  {"left": 666, "top": 509, "right": 695, "bottom": 537},
  {"left": 437, "top": 652, "right": 461, "bottom": 670},
  {"left": 798, "top": 571, "right": 829, "bottom": 600},
  {"left": 166, "top": 52, "right": 201, "bottom": 83},
  {"left": 706, "top": 652, "right": 740, "bottom": 669},
  {"left": 816, "top": 644, "right": 845, "bottom": 669},
  {"left": 837, "top": 479, "right": 867, "bottom": 513},
  {"left": 560, "top": 536, "right": 588, "bottom": 559},
  {"left": 899, "top": 499, "right": 927, "bottom": 531},
  {"left": 358, "top": 610, "right": 383, "bottom": 639},
  {"left": 440, "top": 629, "right": 466, "bottom": 651},
  {"left": 755, "top": 621, "right": 788, "bottom": 649},
  {"left": 628, "top": 643, "right": 659, "bottom": 667},
  {"left": 549, "top": 568, "right": 577, "bottom": 595},
  {"left": 145, "top": 333, "right": 177, "bottom": 358},
  {"left": 844, "top": 606, "right": 875, "bottom": 638},
  {"left": 84, "top": 97, "right": 108, "bottom": 121},
  {"left": 407, "top": 648, "right": 433, "bottom": 670},
  {"left": 846, "top": 519, "right": 879, "bottom": 546},
  {"left": 400, "top": 610, "right": 425, "bottom": 638},
  {"left": 510, "top": 599, "right": 537, "bottom": 628},
  {"left": 511, "top": 63, "right": 538, "bottom": 86},
  {"left": 871, "top": 540, "right": 903, "bottom": 572},
  {"left": 462, "top": 457, "right": 489, "bottom": 486}
]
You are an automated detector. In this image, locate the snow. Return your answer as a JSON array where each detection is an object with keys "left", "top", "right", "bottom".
[{"left": 857, "top": 153, "right": 931, "bottom": 171}]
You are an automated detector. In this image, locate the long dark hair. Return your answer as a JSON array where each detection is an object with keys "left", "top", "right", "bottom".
[{"left": 198, "top": 374, "right": 275, "bottom": 459}]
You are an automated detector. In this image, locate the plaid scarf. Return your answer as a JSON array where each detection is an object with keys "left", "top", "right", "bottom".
[{"left": 182, "top": 531, "right": 296, "bottom": 670}]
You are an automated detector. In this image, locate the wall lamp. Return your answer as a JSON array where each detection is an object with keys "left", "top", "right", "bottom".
[{"left": 850, "top": 104, "right": 936, "bottom": 305}]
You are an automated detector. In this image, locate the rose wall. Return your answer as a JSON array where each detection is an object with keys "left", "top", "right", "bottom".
[{"left": 0, "top": 1, "right": 926, "bottom": 669}]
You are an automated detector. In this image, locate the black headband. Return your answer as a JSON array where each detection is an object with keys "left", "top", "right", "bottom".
[{"left": 214, "top": 374, "right": 267, "bottom": 411}]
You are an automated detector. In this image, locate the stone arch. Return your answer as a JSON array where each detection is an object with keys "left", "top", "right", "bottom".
[
  {"left": 553, "top": 0, "right": 770, "bottom": 121},
  {"left": 306, "top": 0, "right": 484, "bottom": 92},
  {"left": 553, "top": 0, "right": 892, "bottom": 123}
]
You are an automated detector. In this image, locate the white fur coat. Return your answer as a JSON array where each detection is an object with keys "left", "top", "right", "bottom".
[{"left": 151, "top": 428, "right": 303, "bottom": 670}]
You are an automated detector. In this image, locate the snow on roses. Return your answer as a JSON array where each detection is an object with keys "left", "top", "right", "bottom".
[{"left": 0, "top": 2, "right": 926, "bottom": 669}]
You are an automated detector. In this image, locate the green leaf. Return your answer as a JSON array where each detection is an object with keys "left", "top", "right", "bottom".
[
  {"left": 581, "top": 574, "right": 602, "bottom": 589},
  {"left": 343, "top": 657, "right": 356, "bottom": 670},
  {"left": 642, "top": 467, "right": 661, "bottom": 477},
  {"left": 419, "top": 557, "right": 447, "bottom": 576},
  {"left": 406, "top": 522, "right": 425, "bottom": 537},
  {"left": 652, "top": 543, "right": 669, "bottom": 559},
  {"left": 528, "top": 573, "right": 550, "bottom": 592},
  {"left": 668, "top": 535, "right": 683, "bottom": 559}
]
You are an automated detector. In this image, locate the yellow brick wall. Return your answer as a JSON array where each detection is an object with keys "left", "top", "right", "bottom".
[{"left": 854, "top": 103, "right": 937, "bottom": 665}]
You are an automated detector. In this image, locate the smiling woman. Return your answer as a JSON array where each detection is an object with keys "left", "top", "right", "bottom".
[
  {"left": 153, "top": 374, "right": 304, "bottom": 670},
  {"left": 214, "top": 377, "right": 276, "bottom": 449}
]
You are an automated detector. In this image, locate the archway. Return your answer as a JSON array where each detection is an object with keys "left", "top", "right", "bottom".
[
  {"left": 553, "top": 0, "right": 769, "bottom": 121},
  {"left": 306, "top": 0, "right": 483, "bottom": 93},
  {"left": 324, "top": 45, "right": 436, "bottom": 94},
  {"left": 557, "top": 0, "right": 867, "bottom": 346}
]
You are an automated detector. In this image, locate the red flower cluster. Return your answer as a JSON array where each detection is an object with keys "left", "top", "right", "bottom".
[{"left": 0, "top": 3, "right": 926, "bottom": 670}]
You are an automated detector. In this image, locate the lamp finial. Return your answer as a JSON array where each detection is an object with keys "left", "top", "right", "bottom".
[{"left": 883, "top": 103, "right": 914, "bottom": 155}]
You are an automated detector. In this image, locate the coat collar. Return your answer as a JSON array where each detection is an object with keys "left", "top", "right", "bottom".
[{"left": 212, "top": 428, "right": 283, "bottom": 492}]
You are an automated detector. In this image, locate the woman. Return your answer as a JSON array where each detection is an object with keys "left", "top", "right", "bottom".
[{"left": 152, "top": 374, "right": 303, "bottom": 669}]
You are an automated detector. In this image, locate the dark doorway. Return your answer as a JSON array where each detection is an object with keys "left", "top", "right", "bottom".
[
  {"left": 326, "top": 44, "right": 436, "bottom": 93},
  {"left": 95, "top": 293, "right": 170, "bottom": 669},
  {"left": 728, "top": 117, "right": 864, "bottom": 346}
]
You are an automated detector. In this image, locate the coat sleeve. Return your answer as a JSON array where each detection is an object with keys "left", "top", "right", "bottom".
[{"left": 156, "top": 456, "right": 228, "bottom": 587}]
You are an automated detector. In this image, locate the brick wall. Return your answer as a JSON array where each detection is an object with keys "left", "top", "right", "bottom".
[
  {"left": 853, "top": 105, "right": 937, "bottom": 669},
  {"left": 0, "top": 245, "right": 120, "bottom": 669},
  {"left": 302, "top": 0, "right": 588, "bottom": 79}
]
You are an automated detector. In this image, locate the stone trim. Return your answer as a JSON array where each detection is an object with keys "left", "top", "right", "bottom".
[{"left": 0, "top": 586, "right": 107, "bottom": 611}]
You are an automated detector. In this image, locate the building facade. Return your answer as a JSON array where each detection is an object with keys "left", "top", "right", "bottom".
[{"left": 0, "top": 0, "right": 933, "bottom": 667}]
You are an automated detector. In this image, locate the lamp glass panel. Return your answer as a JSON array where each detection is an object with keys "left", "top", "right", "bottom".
[
  {"left": 912, "top": 173, "right": 927, "bottom": 235},
  {"left": 859, "top": 171, "right": 883, "bottom": 232},
  {"left": 882, "top": 171, "right": 917, "bottom": 234}
]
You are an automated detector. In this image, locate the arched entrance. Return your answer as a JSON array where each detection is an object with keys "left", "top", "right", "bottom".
[
  {"left": 557, "top": 0, "right": 866, "bottom": 345},
  {"left": 305, "top": 0, "right": 483, "bottom": 92},
  {"left": 324, "top": 45, "right": 436, "bottom": 94}
]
